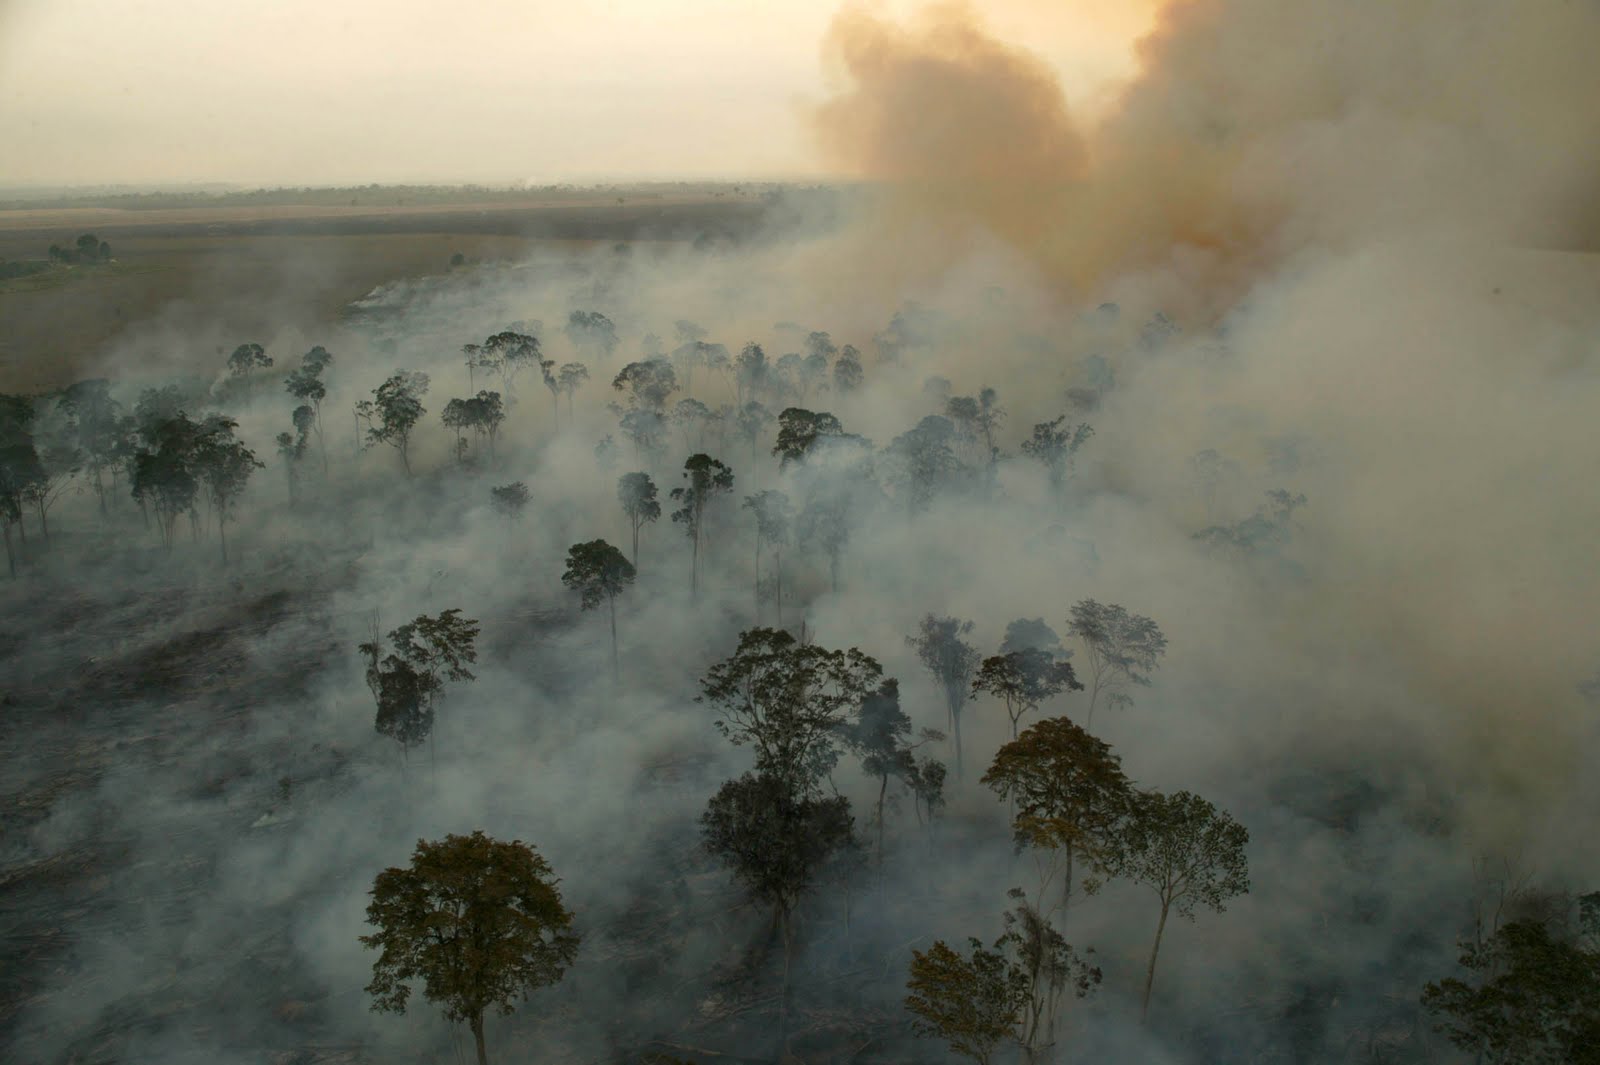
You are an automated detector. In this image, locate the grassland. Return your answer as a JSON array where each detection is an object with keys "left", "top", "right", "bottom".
[{"left": 0, "top": 194, "right": 767, "bottom": 393}]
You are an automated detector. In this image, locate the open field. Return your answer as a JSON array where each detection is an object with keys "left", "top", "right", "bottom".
[{"left": 0, "top": 197, "right": 767, "bottom": 393}]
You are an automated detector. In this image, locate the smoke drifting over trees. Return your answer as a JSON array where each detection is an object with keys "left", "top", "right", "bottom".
[{"left": 4, "top": 3, "right": 1600, "bottom": 1064}]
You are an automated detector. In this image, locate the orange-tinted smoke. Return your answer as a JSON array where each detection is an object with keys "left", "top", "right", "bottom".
[{"left": 812, "top": 0, "right": 1600, "bottom": 309}]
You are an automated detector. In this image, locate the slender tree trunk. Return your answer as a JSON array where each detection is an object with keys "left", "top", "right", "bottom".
[
  {"left": 631, "top": 520, "right": 640, "bottom": 566},
  {"left": 400, "top": 443, "right": 412, "bottom": 477},
  {"left": 95, "top": 467, "right": 107, "bottom": 515},
  {"left": 778, "top": 906, "right": 794, "bottom": 1059},
  {"left": 690, "top": 527, "right": 699, "bottom": 599},
  {"left": 218, "top": 516, "right": 228, "bottom": 564},
  {"left": 775, "top": 548, "right": 782, "bottom": 628},
  {"left": 609, "top": 593, "right": 619, "bottom": 679},
  {"left": 1142, "top": 900, "right": 1171, "bottom": 1021},
  {"left": 753, "top": 537, "right": 761, "bottom": 621},
  {"left": 17, "top": 515, "right": 25, "bottom": 545},
  {"left": 876, "top": 772, "right": 888, "bottom": 868},
  {"left": 470, "top": 1011, "right": 488, "bottom": 1065},
  {"left": 949, "top": 694, "right": 964, "bottom": 779},
  {"left": 3, "top": 522, "right": 14, "bottom": 579}
]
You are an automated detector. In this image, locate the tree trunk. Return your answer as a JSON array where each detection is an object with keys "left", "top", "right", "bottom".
[
  {"left": 950, "top": 698, "right": 964, "bottom": 780},
  {"left": 36, "top": 498, "right": 49, "bottom": 541},
  {"left": 609, "top": 593, "right": 619, "bottom": 680},
  {"left": 690, "top": 527, "right": 699, "bottom": 599},
  {"left": 470, "top": 1012, "right": 488, "bottom": 1065},
  {"left": 1142, "top": 900, "right": 1171, "bottom": 1021},
  {"left": 218, "top": 516, "right": 228, "bottom": 564},
  {"left": 775, "top": 548, "right": 782, "bottom": 628},
  {"left": 631, "top": 520, "right": 640, "bottom": 567},
  {"left": 876, "top": 772, "right": 888, "bottom": 869},
  {"left": 95, "top": 467, "right": 107, "bottom": 515},
  {"left": 778, "top": 906, "right": 794, "bottom": 1059},
  {"left": 753, "top": 537, "right": 761, "bottom": 621},
  {"left": 3, "top": 522, "right": 14, "bottom": 579}
]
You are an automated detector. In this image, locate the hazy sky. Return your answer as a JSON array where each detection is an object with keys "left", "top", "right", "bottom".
[{"left": 0, "top": 0, "right": 1156, "bottom": 187}]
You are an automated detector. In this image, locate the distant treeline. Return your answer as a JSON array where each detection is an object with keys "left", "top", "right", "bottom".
[{"left": 0, "top": 182, "right": 783, "bottom": 212}]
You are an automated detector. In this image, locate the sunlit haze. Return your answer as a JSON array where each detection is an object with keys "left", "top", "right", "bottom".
[{"left": 0, "top": 0, "right": 1158, "bottom": 186}]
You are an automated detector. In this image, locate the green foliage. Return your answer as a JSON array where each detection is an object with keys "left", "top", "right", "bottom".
[
  {"left": 361, "top": 832, "right": 579, "bottom": 1064},
  {"left": 226, "top": 342, "right": 272, "bottom": 379},
  {"left": 906, "top": 937, "right": 1028, "bottom": 1065},
  {"left": 773, "top": 407, "right": 850, "bottom": 467},
  {"left": 617, "top": 472, "right": 660, "bottom": 564},
  {"left": 1020, "top": 415, "right": 1093, "bottom": 495},
  {"left": 700, "top": 771, "right": 856, "bottom": 925},
  {"left": 561, "top": 539, "right": 635, "bottom": 611},
  {"left": 1421, "top": 899, "right": 1600, "bottom": 1064},
  {"left": 1065, "top": 599, "right": 1167, "bottom": 725},
  {"left": 360, "top": 610, "right": 479, "bottom": 753},
  {"left": 908, "top": 614, "right": 982, "bottom": 776},
  {"left": 360, "top": 371, "right": 429, "bottom": 474},
  {"left": 565, "top": 311, "right": 618, "bottom": 362},
  {"left": 490, "top": 482, "right": 530, "bottom": 518},
  {"left": 982, "top": 717, "right": 1132, "bottom": 901},
  {"left": 700, "top": 626, "right": 882, "bottom": 792},
  {"left": 971, "top": 649, "right": 1083, "bottom": 738},
  {"left": 612, "top": 358, "right": 679, "bottom": 412}
]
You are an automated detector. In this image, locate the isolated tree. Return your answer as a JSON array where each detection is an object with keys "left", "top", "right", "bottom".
[
  {"left": 1422, "top": 893, "right": 1600, "bottom": 1064},
  {"left": 561, "top": 539, "right": 635, "bottom": 677},
  {"left": 982, "top": 717, "right": 1133, "bottom": 917},
  {"left": 742, "top": 488, "right": 792, "bottom": 624},
  {"left": 1065, "top": 599, "right": 1168, "bottom": 728},
  {"left": 734, "top": 341, "right": 771, "bottom": 405},
  {"left": 701, "top": 626, "right": 883, "bottom": 792},
  {"left": 616, "top": 471, "right": 660, "bottom": 565},
  {"left": 1001, "top": 618, "right": 1065, "bottom": 658},
  {"left": 556, "top": 362, "right": 589, "bottom": 417},
  {"left": 489, "top": 481, "right": 530, "bottom": 520},
  {"left": 285, "top": 346, "right": 333, "bottom": 467},
  {"left": 226, "top": 342, "right": 272, "bottom": 382},
  {"left": 617, "top": 407, "right": 668, "bottom": 462},
  {"left": 671, "top": 397, "right": 712, "bottom": 452},
  {"left": 361, "top": 831, "right": 580, "bottom": 1065},
  {"left": 946, "top": 387, "right": 1005, "bottom": 469},
  {"left": 612, "top": 358, "right": 678, "bottom": 412},
  {"left": 906, "top": 937, "right": 1028, "bottom": 1065},
  {"left": 908, "top": 614, "right": 983, "bottom": 778},
  {"left": 701, "top": 771, "right": 855, "bottom": 1028},
  {"left": 361, "top": 609, "right": 479, "bottom": 761},
  {"left": 670, "top": 453, "right": 733, "bottom": 598},
  {"left": 832, "top": 344, "right": 863, "bottom": 394},
  {"left": 843, "top": 678, "right": 943, "bottom": 865},
  {"left": 565, "top": 310, "right": 618, "bottom": 363},
  {"left": 361, "top": 371, "right": 429, "bottom": 476},
  {"left": 972, "top": 649, "right": 1083, "bottom": 739},
  {"left": 1110, "top": 789, "right": 1250, "bottom": 1019},
  {"left": 884, "top": 414, "right": 966, "bottom": 511},
  {"left": 733, "top": 400, "right": 773, "bottom": 463},
  {"left": 907, "top": 897, "right": 1100, "bottom": 1065},
  {"left": 1022, "top": 416, "right": 1093, "bottom": 501},
  {"left": 470, "top": 331, "right": 541, "bottom": 396},
  {"left": 276, "top": 424, "right": 307, "bottom": 507},
  {"left": 442, "top": 391, "right": 505, "bottom": 464}
]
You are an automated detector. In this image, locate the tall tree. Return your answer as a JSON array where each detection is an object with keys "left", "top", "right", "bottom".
[
  {"left": 700, "top": 626, "right": 882, "bottom": 792},
  {"left": 0, "top": 395, "right": 43, "bottom": 578},
  {"left": 773, "top": 407, "right": 853, "bottom": 468},
  {"left": 56, "top": 379, "right": 124, "bottom": 515},
  {"left": 489, "top": 482, "right": 530, "bottom": 520},
  {"left": 556, "top": 362, "right": 590, "bottom": 418},
  {"left": 361, "top": 831, "right": 579, "bottom": 1065},
  {"left": 981, "top": 718, "right": 1132, "bottom": 918},
  {"left": 843, "top": 678, "right": 943, "bottom": 866},
  {"left": 565, "top": 311, "right": 618, "bottom": 363},
  {"left": 734, "top": 341, "right": 770, "bottom": 406},
  {"left": 470, "top": 331, "right": 541, "bottom": 396},
  {"left": 908, "top": 614, "right": 982, "bottom": 778},
  {"left": 1021, "top": 416, "right": 1093, "bottom": 503},
  {"left": 832, "top": 344, "right": 863, "bottom": 395},
  {"left": 226, "top": 342, "right": 272, "bottom": 383},
  {"left": 360, "top": 371, "right": 430, "bottom": 476},
  {"left": 742, "top": 488, "right": 792, "bottom": 625},
  {"left": 191, "top": 416, "right": 262, "bottom": 563},
  {"left": 971, "top": 649, "right": 1083, "bottom": 739},
  {"left": 1109, "top": 789, "right": 1250, "bottom": 1020},
  {"left": 561, "top": 539, "right": 635, "bottom": 677},
  {"left": 670, "top": 453, "right": 733, "bottom": 599},
  {"left": 701, "top": 771, "right": 856, "bottom": 1041},
  {"left": 905, "top": 937, "right": 1028, "bottom": 1065},
  {"left": 1065, "top": 599, "right": 1168, "bottom": 728},
  {"left": 616, "top": 472, "right": 660, "bottom": 566},
  {"left": 884, "top": 414, "right": 966, "bottom": 511},
  {"left": 612, "top": 358, "right": 679, "bottom": 412},
  {"left": 285, "top": 346, "right": 333, "bottom": 469},
  {"left": 360, "top": 609, "right": 479, "bottom": 762}
]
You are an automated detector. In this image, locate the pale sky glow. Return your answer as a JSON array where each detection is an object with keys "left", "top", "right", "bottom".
[{"left": 0, "top": 0, "right": 1156, "bottom": 186}]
